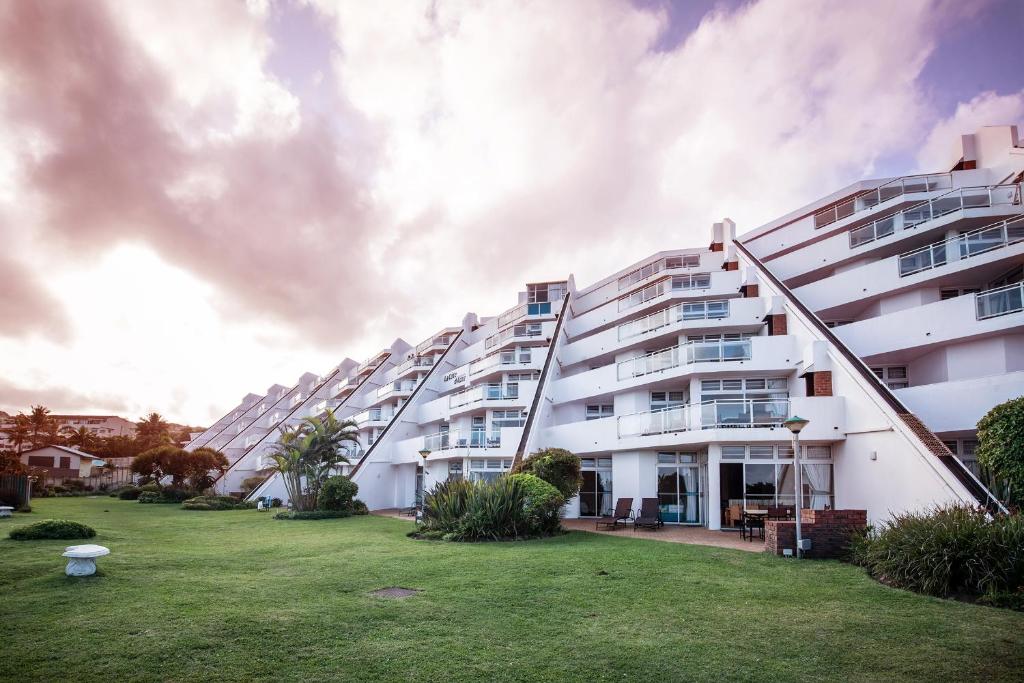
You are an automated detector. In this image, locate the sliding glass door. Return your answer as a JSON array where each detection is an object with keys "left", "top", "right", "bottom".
[{"left": 657, "top": 453, "right": 701, "bottom": 524}]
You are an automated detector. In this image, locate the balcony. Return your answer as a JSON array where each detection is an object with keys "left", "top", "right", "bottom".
[
  {"left": 618, "top": 300, "right": 730, "bottom": 341},
  {"left": 616, "top": 338, "right": 752, "bottom": 381},
  {"left": 849, "top": 183, "right": 1022, "bottom": 248},
  {"left": 376, "top": 380, "right": 417, "bottom": 402},
  {"left": 423, "top": 430, "right": 503, "bottom": 451},
  {"left": 898, "top": 215, "right": 1024, "bottom": 277},
  {"left": 469, "top": 349, "right": 532, "bottom": 375},
  {"left": 396, "top": 355, "right": 435, "bottom": 377},
  {"left": 814, "top": 172, "right": 952, "bottom": 229},
  {"left": 416, "top": 334, "right": 455, "bottom": 355},
  {"left": 449, "top": 383, "right": 520, "bottom": 409},
  {"left": 976, "top": 281, "right": 1024, "bottom": 320},
  {"left": 484, "top": 321, "right": 544, "bottom": 350},
  {"left": 497, "top": 301, "right": 557, "bottom": 329},
  {"left": 357, "top": 351, "right": 388, "bottom": 376},
  {"left": 617, "top": 398, "right": 789, "bottom": 437},
  {"left": 354, "top": 408, "right": 389, "bottom": 428},
  {"left": 617, "top": 254, "right": 700, "bottom": 290}
]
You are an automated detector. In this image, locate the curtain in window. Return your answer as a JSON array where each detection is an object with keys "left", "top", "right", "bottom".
[{"left": 802, "top": 464, "right": 832, "bottom": 509}]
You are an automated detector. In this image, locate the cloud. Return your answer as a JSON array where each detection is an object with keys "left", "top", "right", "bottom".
[
  {"left": 917, "top": 89, "right": 1024, "bottom": 171},
  {"left": 0, "top": 378, "right": 131, "bottom": 417}
]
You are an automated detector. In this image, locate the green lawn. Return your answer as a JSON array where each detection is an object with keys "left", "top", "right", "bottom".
[{"left": 2, "top": 499, "right": 1022, "bottom": 682}]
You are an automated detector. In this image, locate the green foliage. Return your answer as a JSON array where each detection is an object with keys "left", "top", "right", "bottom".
[
  {"left": 508, "top": 473, "right": 565, "bottom": 535},
  {"left": 138, "top": 488, "right": 193, "bottom": 504},
  {"left": 182, "top": 495, "right": 254, "bottom": 511},
  {"left": 512, "top": 448, "right": 582, "bottom": 500},
  {"left": 273, "top": 509, "right": 353, "bottom": 520},
  {"left": 318, "top": 475, "right": 359, "bottom": 511},
  {"left": 241, "top": 476, "right": 267, "bottom": 495},
  {"left": 117, "top": 486, "right": 143, "bottom": 500},
  {"left": 852, "top": 505, "right": 1024, "bottom": 601},
  {"left": 9, "top": 519, "right": 96, "bottom": 541},
  {"left": 140, "top": 483, "right": 162, "bottom": 493},
  {"left": 421, "top": 476, "right": 563, "bottom": 541},
  {"left": 977, "top": 396, "right": 1024, "bottom": 507},
  {"left": 132, "top": 446, "right": 228, "bottom": 491},
  {"left": 264, "top": 411, "right": 359, "bottom": 511},
  {"left": 352, "top": 499, "right": 368, "bottom": 515}
]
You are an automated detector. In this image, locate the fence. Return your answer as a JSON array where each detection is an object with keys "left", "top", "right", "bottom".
[{"left": 0, "top": 474, "right": 32, "bottom": 507}]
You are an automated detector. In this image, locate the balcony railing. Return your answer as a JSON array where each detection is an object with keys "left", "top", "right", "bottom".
[
  {"left": 975, "top": 281, "right": 1024, "bottom": 320},
  {"left": 354, "top": 408, "right": 385, "bottom": 426},
  {"left": 376, "top": 381, "right": 416, "bottom": 402},
  {"left": 617, "top": 254, "right": 700, "bottom": 290},
  {"left": 814, "top": 173, "right": 952, "bottom": 229},
  {"left": 618, "top": 300, "right": 730, "bottom": 341},
  {"left": 423, "top": 431, "right": 501, "bottom": 451},
  {"left": 469, "top": 349, "right": 531, "bottom": 375},
  {"left": 396, "top": 355, "right": 435, "bottom": 376},
  {"left": 357, "top": 352, "right": 388, "bottom": 375},
  {"left": 449, "top": 384, "right": 520, "bottom": 409},
  {"left": 849, "top": 183, "right": 1022, "bottom": 248},
  {"left": 617, "top": 398, "right": 790, "bottom": 437},
  {"left": 618, "top": 280, "right": 665, "bottom": 312},
  {"left": 484, "top": 322, "right": 543, "bottom": 350},
  {"left": 616, "top": 339, "right": 752, "bottom": 380},
  {"left": 897, "top": 215, "right": 1024, "bottom": 277},
  {"left": 416, "top": 334, "right": 454, "bottom": 355}
]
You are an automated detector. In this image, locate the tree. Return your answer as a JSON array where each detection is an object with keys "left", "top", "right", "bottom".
[
  {"left": 1, "top": 414, "right": 31, "bottom": 454},
  {"left": 512, "top": 448, "right": 583, "bottom": 500},
  {"left": 27, "top": 405, "right": 56, "bottom": 449},
  {"left": 976, "top": 396, "right": 1024, "bottom": 507},
  {"left": 186, "top": 447, "right": 229, "bottom": 491},
  {"left": 135, "top": 413, "right": 172, "bottom": 451},
  {"left": 264, "top": 412, "right": 359, "bottom": 511},
  {"left": 63, "top": 426, "right": 98, "bottom": 452},
  {"left": 130, "top": 448, "right": 168, "bottom": 484}
]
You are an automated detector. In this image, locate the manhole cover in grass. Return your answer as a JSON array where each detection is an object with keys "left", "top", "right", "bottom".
[{"left": 370, "top": 587, "right": 420, "bottom": 599}]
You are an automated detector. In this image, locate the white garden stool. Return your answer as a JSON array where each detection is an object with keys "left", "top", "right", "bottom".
[
  {"left": 62, "top": 544, "right": 110, "bottom": 577},
  {"left": 0, "top": 506, "right": 13, "bottom": 518}
]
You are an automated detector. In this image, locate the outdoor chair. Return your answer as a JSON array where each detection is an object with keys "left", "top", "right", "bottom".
[
  {"left": 595, "top": 497, "right": 634, "bottom": 530},
  {"left": 768, "top": 505, "right": 795, "bottom": 520},
  {"left": 741, "top": 512, "right": 765, "bottom": 541},
  {"left": 633, "top": 498, "right": 664, "bottom": 531}
]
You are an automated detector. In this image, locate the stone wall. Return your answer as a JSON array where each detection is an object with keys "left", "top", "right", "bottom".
[{"left": 765, "top": 509, "right": 867, "bottom": 559}]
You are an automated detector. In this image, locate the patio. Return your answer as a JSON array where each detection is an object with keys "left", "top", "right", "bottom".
[{"left": 562, "top": 519, "right": 764, "bottom": 552}]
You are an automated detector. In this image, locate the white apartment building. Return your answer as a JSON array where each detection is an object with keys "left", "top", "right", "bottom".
[
  {"left": 741, "top": 124, "right": 1023, "bottom": 479},
  {"left": 192, "top": 127, "right": 1017, "bottom": 530}
]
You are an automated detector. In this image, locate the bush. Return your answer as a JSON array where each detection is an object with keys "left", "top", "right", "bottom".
[
  {"left": 241, "top": 476, "right": 267, "bottom": 495},
  {"left": 9, "top": 519, "right": 96, "bottom": 541},
  {"left": 512, "top": 448, "right": 582, "bottom": 500},
  {"left": 318, "top": 476, "right": 359, "bottom": 512},
  {"left": 140, "top": 483, "right": 162, "bottom": 493},
  {"left": 274, "top": 509, "right": 352, "bottom": 520},
  {"left": 64, "top": 479, "right": 87, "bottom": 492},
  {"left": 508, "top": 473, "right": 565, "bottom": 535},
  {"left": 117, "top": 486, "right": 143, "bottom": 500},
  {"left": 852, "top": 505, "right": 1024, "bottom": 602},
  {"left": 182, "top": 495, "right": 254, "bottom": 511},
  {"left": 352, "top": 499, "right": 369, "bottom": 515},
  {"left": 271, "top": 498, "right": 283, "bottom": 508},
  {"left": 138, "top": 488, "right": 193, "bottom": 504}
]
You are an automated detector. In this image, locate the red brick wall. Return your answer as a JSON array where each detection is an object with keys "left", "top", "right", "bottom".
[
  {"left": 723, "top": 260, "right": 738, "bottom": 271},
  {"left": 768, "top": 313, "right": 787, "bottom": 336},
  {"left": 813, "top": 371, "right": 833, "bottom": 397},
  {"left": 765, "top": 509, "right": 867, "bottom": 559},
  {"left": 710, "top": 242, "right": 724, "bottom": 252},
  {"left": 741, "top": 284, "right": 759, "bottom": 298}
]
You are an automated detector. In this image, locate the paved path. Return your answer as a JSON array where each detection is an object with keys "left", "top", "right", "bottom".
[{"left": 562, "top": 519, "right": 764, "bottom": 552}]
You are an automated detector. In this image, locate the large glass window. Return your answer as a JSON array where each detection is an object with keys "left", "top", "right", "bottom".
[
  {"left": 585, "top": 405, "right": 614, "bottom": 421},
  {"left": 579, "top": 457, "right": 613, "bottom": 517},
  {"left": 657, "top": 453, "right": 701, "bottom": 524},
  {"left": 718, "top": 445, "right": 834, "bottom": 526},
  {"left": 468, "top": 458, "right": 512, "bottom": 482}
]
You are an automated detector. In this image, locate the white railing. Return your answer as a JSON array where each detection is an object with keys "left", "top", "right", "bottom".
[
  {"left": 416, "top": 335, "right": 454, "bottom": 354},
  {"left": 396, "top": 355, "right": 435, "bottom": 375},
  {"left": 671, "top": 273, "right": 712, "bottom": 290},
  {"left": 849, "top": 183, "right": 1022, "bottom": 248},
  {"left": 423, "top": 431, "right": 501, "bottom": 451},
  {"left": 354, "top": 408, "right": 385, "bottom": 425},
  {"left": 618, "top": 280, "right": 666, "bottom": 312},
  {"left": 616, "top": 398, "right": 790, "bottom": 436},
  {"left": 485, "top": 322, "right": 543, "bottom": 349},
  {"left": 897, "top": 215, "right": 1024, "bottom": 277},
  {"left": 616, "top": 339, "right": 752, "bottom": 380},
  {"left": 449, "top": 384, "right": 520, "bottom": 409},
  {"left": 376, "top": 381, "right": 416, "bottom": 402},
  {"left": 357, "top": 352, "right": 388, "bottom": 374},
  {"left": 617, "top": 254, "right": 700, "bottom": 290},
  {"left": 975, "top": 282, "right": 1024, "bottom": 320},
  {"left": 469, "top": 350, "right": 530, "bottom": 375},
  {"left": 498, "top": 303, "right": 528, "bottom": 328},
  {"left": 617, "top": 300, "right": 730, "bottom": 341},
  {"left": 815, "top": 173, "right": 952, "bottom": 229}
]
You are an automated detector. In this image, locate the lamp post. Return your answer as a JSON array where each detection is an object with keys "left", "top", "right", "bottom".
[
  {"left": 417, "top": 449, "right": 431, "bottom": 524},
  {"left": 784, "top": 416, "right": 810, "bottom": 558}
]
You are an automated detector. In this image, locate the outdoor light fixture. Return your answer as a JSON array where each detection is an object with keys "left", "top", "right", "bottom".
[
  {"left": 784, "top": 416, "right": 810, "bottom": 558},
  {"left": 416, "top": 449, "right": 431, "bottom": 524}
]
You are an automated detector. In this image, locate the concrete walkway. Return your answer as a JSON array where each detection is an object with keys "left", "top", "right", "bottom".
[{"left": 562, "top": 519, "right": 765, "bottom": 552}]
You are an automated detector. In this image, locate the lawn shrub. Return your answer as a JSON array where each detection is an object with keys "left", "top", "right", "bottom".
[
  {"left": 117, "top": 487, "right": 143, "bottom": 500},
  {"left": 273, "top": 509, "right": 352, "bottom": 520},
  {"left": 9, "top": 519, "right": 96, "bottom": 541},
  {"left": 140, "top": 483, "right": 162, "bottom": 493},
  {"left": 182, "top": 495, "right": 254, "bottom": 511},
  {"left": 271, "top": 498, "right": 282, "bottom": 508},
  {"left": 852, "top": 505, "right": 1024, "bottom": 603},
  {"left": 512, "top": 448, "right": 582, "bottom": 500},
  {"left": 352, "top": 499, "right": 368, "bottom": 515},
  {"left": 318, "top": 476, "right": 359, "bottom": 512},
  {"left": 420, "top": 476, "right": 563, "bottom": 541},
  {"left": 138, "top": 489, "right": 193, "bottom": 504}
]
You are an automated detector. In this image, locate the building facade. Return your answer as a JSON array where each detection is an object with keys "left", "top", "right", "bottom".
[{"left": 191, "top": 127, "right": 1019, "bottom": 529}]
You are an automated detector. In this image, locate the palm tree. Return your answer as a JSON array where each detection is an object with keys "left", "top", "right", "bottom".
[
  {"left": 63, "top": 426, "right": 97, "bottom": 452},
  {"left": 135, "top": 412, "right": 171, "bottom": 451},
  {"left": 264, "top": 412, "right": 359, "bottom": 510},
  {"left": 2, "top": 415, "right": 32, "bottom": 454},
  {"left": 28, "top": 405, "right": 54, "bottom": 449}
]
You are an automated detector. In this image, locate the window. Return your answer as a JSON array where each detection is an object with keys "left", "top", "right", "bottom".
[
  {"left": 700, "top": 377, "right": 788, "bottom": 401},
  {"left": 513, "top": 322, "right": 542, "bottom": 337},
  {"left": 527, "top": 282, "right": 567, "bottom": 304},
  {"left": 468, "top": 458, "right": 513, "bottom": 482},
  {"left": 657, "top": 452, "right": 701, "bottom": 524},
  {"left": 448, "top": 460, "right": 463, "bottom": 482},
  {"left": 491, "top": 410, "right": 526, "bottom": 428},
  {"left": 871, "top": 366, "right": 908, "bottom": 390},
  {"left": 672, "top": 273, "right": 711, "bottom": 290},
  {"left": 586, "top": 405, "right": 614, "bottom": 420},
  {"left": 28, "top": 455, "right": 54, "bottom": 468},
  {"left": 940, "top": 287, "right": 981, "bottom": 300},
  {"left": 664, "top": 254, "right": 700, "bottom": 269},
  {"left": 506, "top": 371, "right": 539, "bottom": 382},
  {"left": 650, "top": 391, "right": 687, "bottom": 411},
  {"left": 687, "top": 332, "right": 753, "bottom": 343},
  {"left": 579, "top": 457, "right": 613, "bottom": 517},
  {"left": 824, "top": 320, "right": 853, "bottom": 328}
]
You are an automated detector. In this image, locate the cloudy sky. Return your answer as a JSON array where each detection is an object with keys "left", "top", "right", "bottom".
[{"left": 1, "top": 0, "right": 1022, "bottom": 426}]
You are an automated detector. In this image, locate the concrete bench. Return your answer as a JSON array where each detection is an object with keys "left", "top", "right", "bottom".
[
  {"left": 0, "top": 506, "right": 13, "bottom": 518},
  {"left": 62, "top": 544, "right": 110, "bottom": 576}
]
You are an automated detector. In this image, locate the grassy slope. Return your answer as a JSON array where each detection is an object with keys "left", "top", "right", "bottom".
[{"left": 1, "top": 498, "right": 1022, "bottom": 683}]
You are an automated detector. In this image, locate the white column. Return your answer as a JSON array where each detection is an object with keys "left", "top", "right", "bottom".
[{"left": 706, "top": 443, "right": 722, "bottom": 530}]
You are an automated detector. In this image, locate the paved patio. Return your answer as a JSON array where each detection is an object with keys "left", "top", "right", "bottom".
[{"left": 562, "top": 519, "right": 765, "bottom": 552}]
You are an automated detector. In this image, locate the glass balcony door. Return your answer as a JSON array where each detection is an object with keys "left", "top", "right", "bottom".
[{"left": 657, "top": 454, "right": 701, "bottom": 524}]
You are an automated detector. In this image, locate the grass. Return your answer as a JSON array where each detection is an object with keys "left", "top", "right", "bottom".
[{"left": 2, "top": 498, "right": 1023, "bottom": 683}]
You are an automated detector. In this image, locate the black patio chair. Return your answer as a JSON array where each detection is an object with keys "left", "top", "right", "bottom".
[
  {"left": 633, "top": 498, "right": 664, "bottom": 531},
  {"left": 742, "top": 512, "right": 765, "bottom": 541},
  {"left": 595, "top": 498, "right": 634, "bottom": 530}
]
